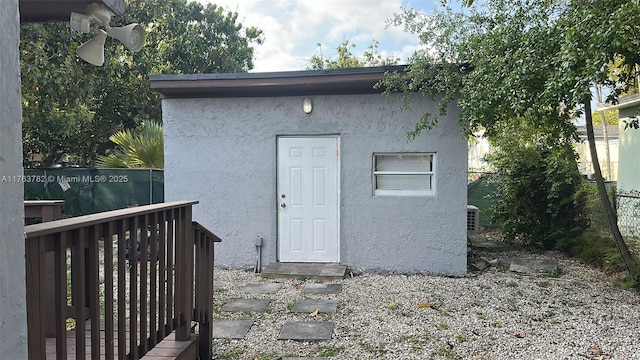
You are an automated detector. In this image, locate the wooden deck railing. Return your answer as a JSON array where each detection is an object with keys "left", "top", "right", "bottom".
[{"left": 25, "top": 201, "right": 220, "bottom": 360}]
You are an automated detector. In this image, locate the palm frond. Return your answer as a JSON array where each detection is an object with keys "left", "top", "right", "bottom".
[{"left": 96, "top": 122, "right": 163, "bottom": 168}]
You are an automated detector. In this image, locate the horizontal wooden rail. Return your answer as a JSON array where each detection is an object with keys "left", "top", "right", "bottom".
[{"left": 26, "top": 201, "right": 197, "bottom": 237}]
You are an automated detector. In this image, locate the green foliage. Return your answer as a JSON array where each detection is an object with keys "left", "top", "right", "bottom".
[
  {"left": 381, "top": 0, "right": 640, "bottom": 138},
  {"left": 560, "top": 229, "right": 627, "bottom": 273},
  {"left": 487, "top": 121, "right": 589, "bottom": 249},
  {"left": 435, "top": 344, "right": 456, "bottom": 359},
  {"left": 20, "top": 23, "right": 108, "bottom": 167},
  {"left": 593, "top": 109, "right": 619, "bottom": 126},
  {"left": 614, "top": 275, "right": 638, "bottom": 290},
  {"left": 218, "top": 347, "right": 245, "bottom": 359},
  {"left": 126, "top": 0, "right": 263, "bottom": 74},
  {"left": 582, "top": 181, "right": 617, "bottom": 231},
  {"left": 96, "top": 121, "right": 163, "bottom": 168},
  {"left": 253, "top": 353, "right": 277, "bottom": 360},
  {"left": 556, "top": 182, "right": 629, "bottom": 272},
  {"left": 307, "top": 40, "right": 399, "bottom": 70},
  {"left": 623, "top": 116, "right": 640, "bottom": 130},
  {"left": 21, "top": 0, "right": 263, "bottom": 167},
  {"left": 383, "top": 1, "right": 581, "bottom": 140},
  {"left": 317, "top": 345, "right": 345, "bottom": 357},
  {"left": 556, "top": 0, "right": 640, "bottom": 106}
]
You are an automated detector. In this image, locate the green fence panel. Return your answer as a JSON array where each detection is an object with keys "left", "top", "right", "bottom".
[
  {"left": 24, "top": 168, "right": 163, "bottom": 217},
  {"left": 468, "top": 173, "right": 499, "bottom": 229}
]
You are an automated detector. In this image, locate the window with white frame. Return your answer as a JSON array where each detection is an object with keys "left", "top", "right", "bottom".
[{"left": 373, "top": 153, "right": 436, "bottom": 196}]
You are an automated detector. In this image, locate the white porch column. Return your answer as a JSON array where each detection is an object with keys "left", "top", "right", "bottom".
[{"left": 0, "top": 1, "right": 28, "bottom": 358}]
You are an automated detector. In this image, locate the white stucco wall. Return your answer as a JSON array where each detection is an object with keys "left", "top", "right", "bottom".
[
  {"left": 575, "top": 141, "right": 619, "bottom": 181},
  {"left": 0, "top": 1, "right": 28, "bottom": 358},
  {"left": 163, "top": 93, "right": 467, "bottom": 275},
  {"left": 617, "top": 109, "right": 640, "bottom": 237},
  {"left": 618, "top": 109, "right": 640, "bottom": 193}
]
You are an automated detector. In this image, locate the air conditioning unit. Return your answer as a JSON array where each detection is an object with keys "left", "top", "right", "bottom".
[{"left": 467, "top": 205, "right": 479, "bottom": 234}]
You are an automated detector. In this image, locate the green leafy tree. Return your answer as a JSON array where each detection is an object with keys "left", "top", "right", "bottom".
[
  {"left": 307, "top": 40, "right": 398, "bottom": 70},
  {"left": 20, "top": 24, "right": 106, "bottom": 166},
  {"left": 593, "top": 109, "right": 619, "bottom": 126},
  {"left": 96, "top": 121, "right": 163, "bottom": 168},
  {"left": 21, "top": 0, "right": 263, "bottom": 167},
  {"left": 381, "top": 0, "right": 640, "bottom": 276}
]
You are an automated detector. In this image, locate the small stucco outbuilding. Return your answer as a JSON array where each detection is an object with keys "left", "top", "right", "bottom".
[{"left": 151, "top": 66, "right": 468, "bottom": 275}]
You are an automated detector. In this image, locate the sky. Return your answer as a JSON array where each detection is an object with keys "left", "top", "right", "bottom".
[{"left": 195, "top": 0, "right": 446, "bottom": 72}]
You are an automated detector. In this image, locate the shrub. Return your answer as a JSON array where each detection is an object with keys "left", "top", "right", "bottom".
[{"left": 487, "top": 127, "right": 588, "bottom": 249}]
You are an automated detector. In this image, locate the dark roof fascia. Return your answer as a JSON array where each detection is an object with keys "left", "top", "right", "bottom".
[
  {"left": 149, "top": 65, "right": 408, "bottom": 99},
  {"left": 596, "top": 93, "right": 640, "bottom": 112},
  {"left": 19, "top": 0, "right": 125, "bottom": 23}
]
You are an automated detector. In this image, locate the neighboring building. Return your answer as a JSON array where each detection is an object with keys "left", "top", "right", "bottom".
[
  {"left": 575, "top": 125, "right": 619, "bottom": 181},
  {"left": 601, "top": 94, "right": 640, "bottom": 237},
  {"left": 468, "top": 125, "right": 620, "bottom": 182},
  {"left": 151, "top": 66, "right": 468, "bottom": 275},
  {"left": 468, "top": 130, "right": 494, "bottom": 174}
]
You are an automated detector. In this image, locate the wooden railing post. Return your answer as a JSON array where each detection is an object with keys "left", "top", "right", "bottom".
[
  {"left": 175, "top": 206, "right": 194, "bottom": 341},
  {"left": 103, "top": 223, "right": 114, "bottom": 360},
  {"left": 129, "top": 216, "right": 138, "bottom": 360},
  {"left": 26, "top": 236, "right": 46, "bottom": 360},
  {"left": 72, "top": 227, "right": 87, "bottom": 359},
  {"left": 24, "top": 200, "right": 64, "bottom": 339},
  {"left": 54, "top": 233, "right": 67, "bottom": 360}
]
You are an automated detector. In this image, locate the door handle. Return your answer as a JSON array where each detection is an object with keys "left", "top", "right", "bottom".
[{"left": 280, "top": 203, "right": 286, "bottom": 208}]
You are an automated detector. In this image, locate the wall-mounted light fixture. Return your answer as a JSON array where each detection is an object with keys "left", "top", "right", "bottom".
[
  {"left": 70, "top": 3, "right": 145, "bottom": 66},
  {"left": 303, "top": 98, "right": 313, "bottom": 114}
]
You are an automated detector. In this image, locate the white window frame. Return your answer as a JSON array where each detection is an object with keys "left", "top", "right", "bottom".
[{"left": 372, "top": 152, "right": 436, "bottom": 196}]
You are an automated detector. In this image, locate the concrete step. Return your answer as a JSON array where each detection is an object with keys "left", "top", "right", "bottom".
[{"left": 261, "top": 262, "right": 347, "bottom": 281}]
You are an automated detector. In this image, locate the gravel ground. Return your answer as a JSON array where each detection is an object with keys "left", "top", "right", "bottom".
[{"left": 213, "top": 250, "right": 640, "bottom": 360}]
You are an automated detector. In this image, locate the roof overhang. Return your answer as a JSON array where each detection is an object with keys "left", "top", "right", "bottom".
[
  {"left": 149, "top": 65, "right": 408, "bottom": 99},
  {"left": 19, "top": 0, "right": 125, "bottom": 23},
  {"left": 596, "top": 94, "right": 640, "bottom": 112}
]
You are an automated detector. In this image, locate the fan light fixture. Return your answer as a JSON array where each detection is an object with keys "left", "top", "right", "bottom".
[{"left": 70, "top": 3, "right": 145, "bottom": 66}]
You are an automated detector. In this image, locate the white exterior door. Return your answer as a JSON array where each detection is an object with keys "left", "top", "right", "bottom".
[{"left": 277, "top": 136, "right": 339, "bottom": 262}]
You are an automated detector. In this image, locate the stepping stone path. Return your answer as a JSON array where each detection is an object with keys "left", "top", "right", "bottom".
[
  {"left": 291, "top": 299, "right": 337, "bottom": 313},
  {"left": 212, "top": 319, "right": 255, "bottom": 339},
  {"left": 278, "top": 321, "right": 334, "bottom": 341},
  {"left": 213, "top": 282, "right": 342, "bottom": 342},
  {"left": 302, "top": 283, "right": 342, "bottom": 294},
  {"left": 221, "top": 298, "right": 271, "bottom": 312},
  {"left": 510, "top": 258, "right": 559, "bottom": 274},
  {"left": 239, "top": 282, "right": 283, "bottom": 294}
]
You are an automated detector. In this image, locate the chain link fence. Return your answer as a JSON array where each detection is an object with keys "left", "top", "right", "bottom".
[
  {"left": 24, "top": 168, "right": 163, "bottom": 217},
  {"left": 582, "top": 181, "right": 617, "bottom": 232},
  {"left": 617, "top": 190, "right": 640, "bottom": 239}
]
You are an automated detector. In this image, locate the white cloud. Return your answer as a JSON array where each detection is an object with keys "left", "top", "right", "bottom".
[{"left": 196, "top": 0, "right": 433, "bottom": 72}]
